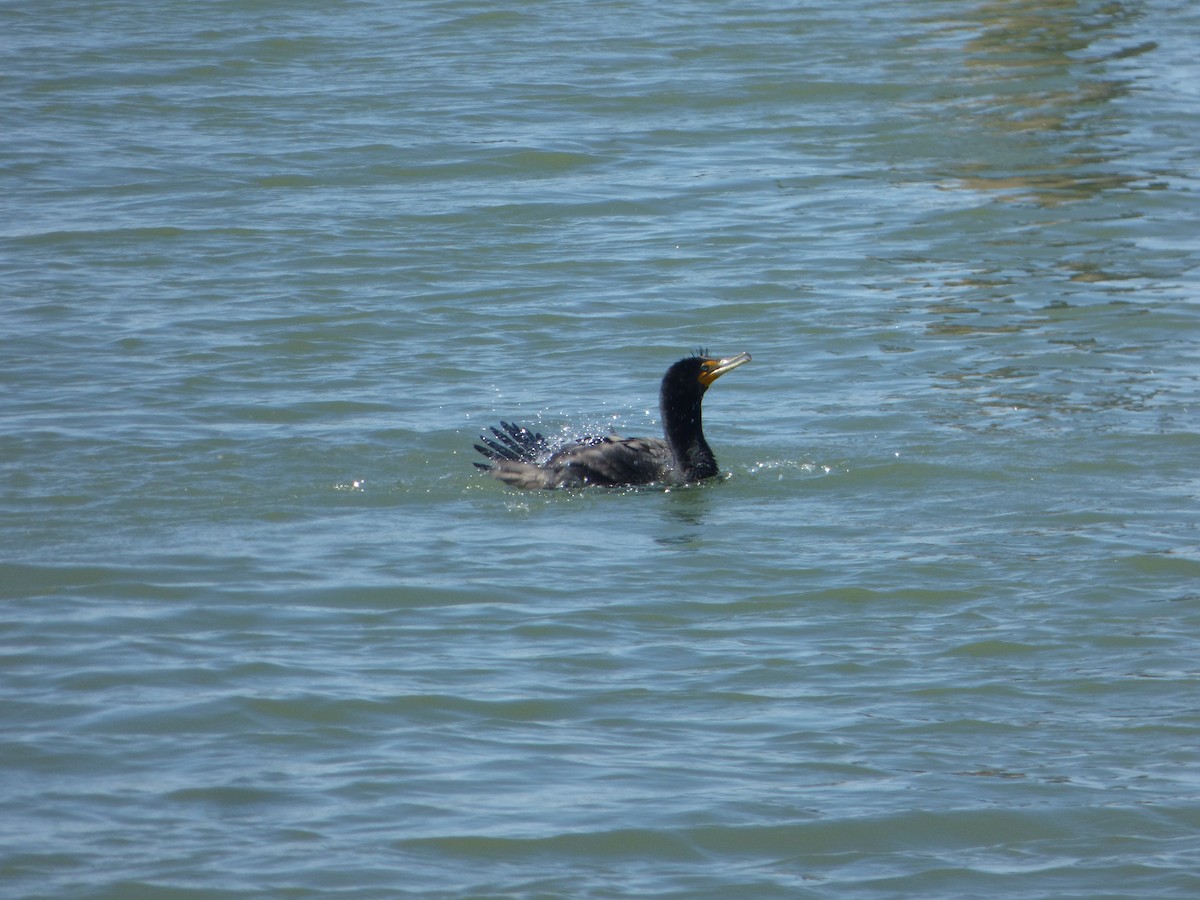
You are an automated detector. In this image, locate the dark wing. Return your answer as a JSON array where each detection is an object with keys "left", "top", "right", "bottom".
[
  {"left": 473, "top": 421, "right": 555, "bottom": 467},
  {"left": 547, "top": 436, "right": 671, "bottom": 486},
  {"left": 484, "top": 435, "right": 672, "bottom": 489}
]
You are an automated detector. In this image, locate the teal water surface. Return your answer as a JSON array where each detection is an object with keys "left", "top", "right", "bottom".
[{"left": 2, "top": 1, "right": 1199, "bottom": 897}]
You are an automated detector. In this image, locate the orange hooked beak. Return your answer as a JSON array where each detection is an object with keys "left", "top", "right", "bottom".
[{"left": 698, "top": 351, "right": 752, "bottom": 387}]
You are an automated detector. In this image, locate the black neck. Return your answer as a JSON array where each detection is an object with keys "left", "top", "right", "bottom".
[{"left": 661, "top": 389, "right": 717, "bottom": 480}]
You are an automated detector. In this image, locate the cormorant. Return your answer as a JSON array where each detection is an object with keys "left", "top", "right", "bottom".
[{"left": 473, "top": 350, "right": 751, "bottom": 489}]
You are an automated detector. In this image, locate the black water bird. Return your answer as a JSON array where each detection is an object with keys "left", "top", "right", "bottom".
[{"left": 473, "top": 351, "right": 751, "bottom": 489}]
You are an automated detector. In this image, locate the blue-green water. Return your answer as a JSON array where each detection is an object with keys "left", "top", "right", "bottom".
[{"left": 3, "top": 1, "right": 1199, "bottom": 896}]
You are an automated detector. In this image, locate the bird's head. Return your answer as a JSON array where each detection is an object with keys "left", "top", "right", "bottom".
[{"left": 664, "top": 350, "right": 752, "bottom": 396}]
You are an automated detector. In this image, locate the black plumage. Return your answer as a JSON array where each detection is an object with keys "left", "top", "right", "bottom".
[{"left": 473, "top": 351, "right": 751, "bottom": 489}]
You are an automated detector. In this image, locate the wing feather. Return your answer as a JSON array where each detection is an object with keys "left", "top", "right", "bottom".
[{"left": 475, "top": 423, "right": 674, "bottom": 488}]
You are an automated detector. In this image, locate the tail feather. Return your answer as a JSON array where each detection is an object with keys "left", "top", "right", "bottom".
[{"left": 473, "top": 421, "right": 552, "bottom": 466}]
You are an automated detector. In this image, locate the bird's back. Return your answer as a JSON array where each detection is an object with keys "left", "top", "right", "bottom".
[{"left": 475, "top": 423, "right": 672, "bottom": 489}]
